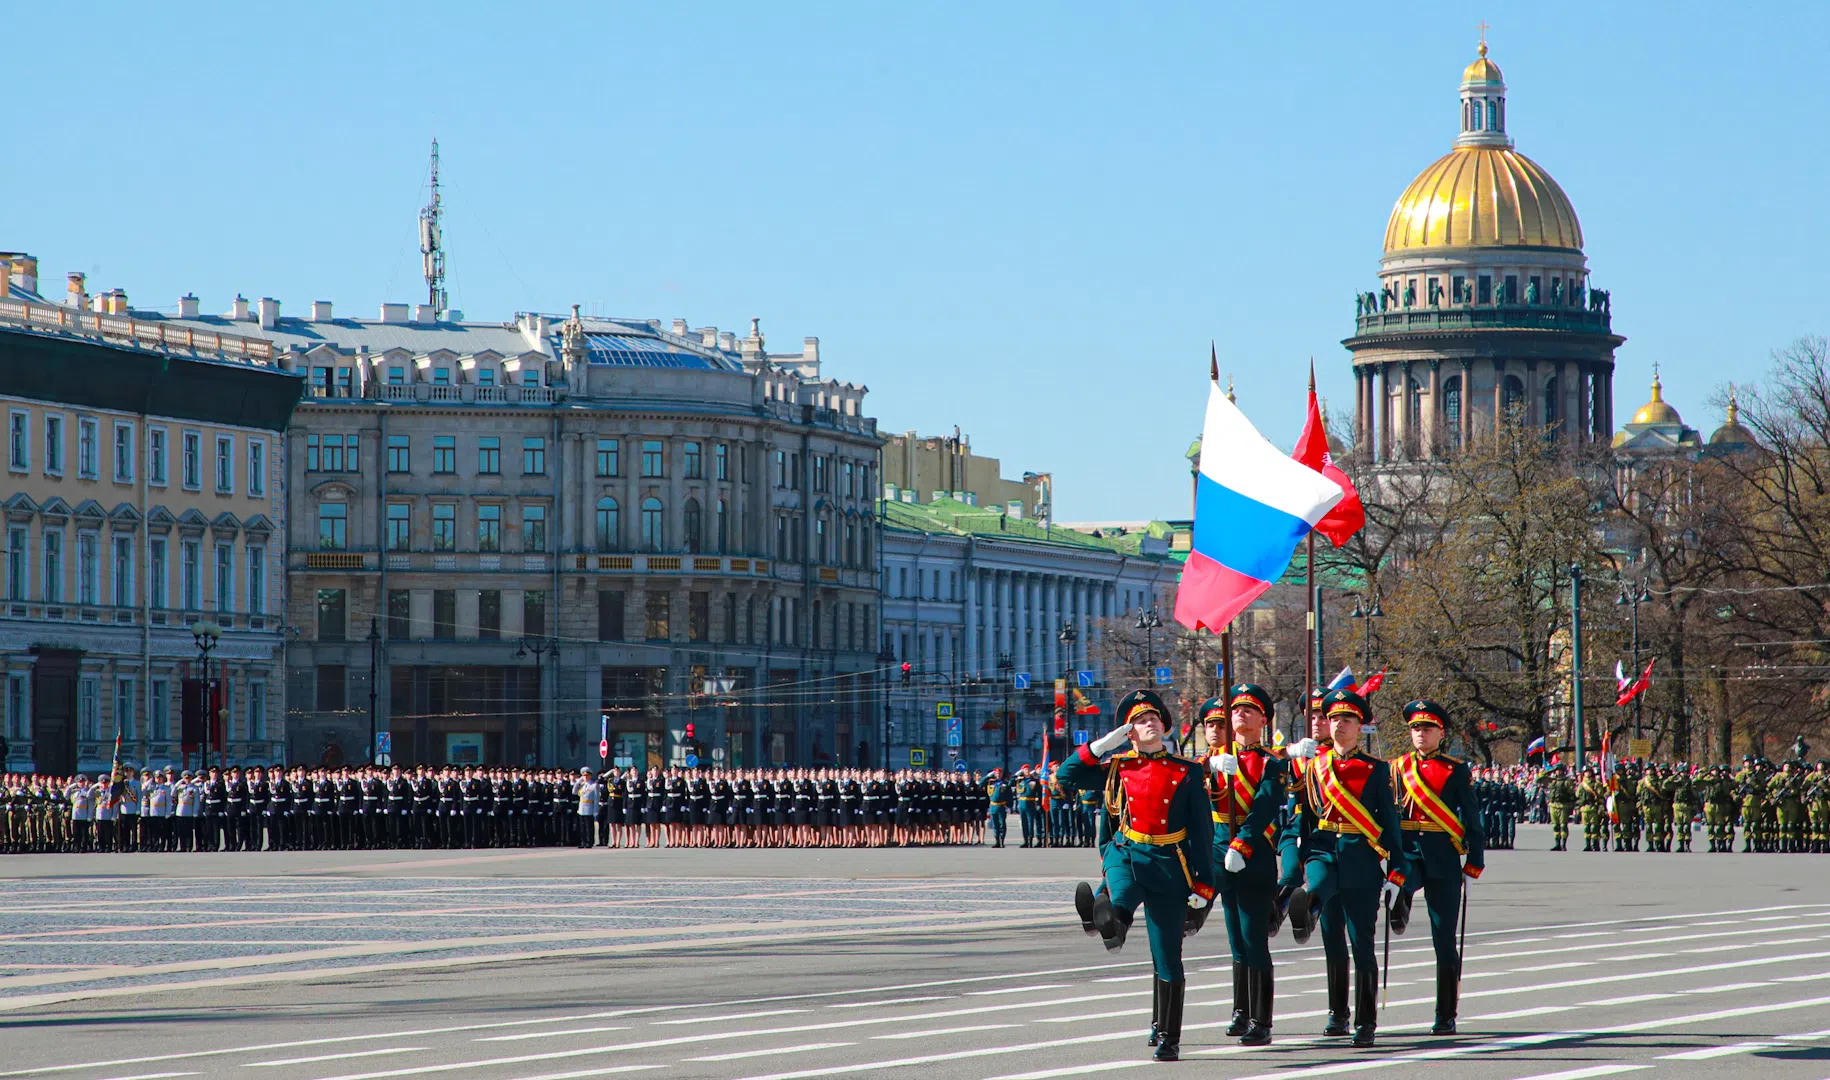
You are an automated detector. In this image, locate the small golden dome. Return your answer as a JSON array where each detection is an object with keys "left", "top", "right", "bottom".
[
  {"left": 1708, "top": 389, "right": 1756, "bottom": 446},
  {"left": 1631, "top": 368, "right": 1682, "bottom": 427},
  {"left": 1463, "top": 43, "right": 1504, "bottom": 85},
  {"left": 1383, "top": 146, "right": 1583, "bottom": 253}
]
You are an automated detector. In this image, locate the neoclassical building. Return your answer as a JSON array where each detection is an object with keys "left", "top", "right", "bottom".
[{"left": 1346, "top": 43, "right": 1624, "bottom": 460}]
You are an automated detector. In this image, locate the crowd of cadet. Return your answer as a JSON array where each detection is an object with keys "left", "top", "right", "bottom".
[{"left": 1537, "top": 756, "right": 1830, "bottom": 852}]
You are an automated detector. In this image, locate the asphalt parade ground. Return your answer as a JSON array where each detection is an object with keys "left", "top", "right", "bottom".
[{"left": 3, "top": 824, "right": 1829, "bottom": 1080}]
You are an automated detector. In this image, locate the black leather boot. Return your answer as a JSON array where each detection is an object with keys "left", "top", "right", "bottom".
[
  {"left": 1288, "top": 887, "right": 1313, "bottom": 945},
  {"left": 1388, "top": 889, "right": 1414, "bottom": 935},
  {"left": 1153, "top": 979, "right": 1184, "bottom": 1061},
  {"left": 1431, "top": 963, "right": 1458, "bottom": 1034},
  {"left": 1351, "top": 968, "right": 1378, "bottom": 1047},
  {"left": 1074, "top": 881, "right": 1098, "bottom": 936},
  {"left": 1226, "top": 962, "right": 1250, "bottom": 1037},
  {"left": 1241, "top": 967, "right": 1273, "bottom": 1046},
  {"left": 1322, "top": 957, "right": 1350, "bottom": 1036},
  {"left": 1148, "top": 978, "right": 1162, "bottom": 1047},
  {"left": 1092, "top": 893, "right": 1129, "bottom": 952}
]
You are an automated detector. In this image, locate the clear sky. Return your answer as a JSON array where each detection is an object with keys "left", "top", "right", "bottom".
[{"left": 5, "top": 2, "right": 1824, "bottom": 520}]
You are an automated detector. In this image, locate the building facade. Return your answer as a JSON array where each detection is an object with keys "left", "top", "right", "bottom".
[
  {"left": 882, "top": 429, "right": 1043, "bottom": 519},
  {"left": 0, "top": 278, "right": 302, "bottom": 774},
  {"left": 879, "top": 498, "right": 1179, "bottom": 772},
  {"left": 1345, "top": 43, "right": 1624, "bottom": 460},
  {"left": 149, "top": 300, "right": 882, "bottom": 772}
]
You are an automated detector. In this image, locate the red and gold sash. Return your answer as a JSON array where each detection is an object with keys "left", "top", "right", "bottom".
[
  {"left": 1315, "top": 749, "right": 1389, "bottom": 859},
  {"left": 1396, "top": 754, "right": 1466, "bottom": 854}
]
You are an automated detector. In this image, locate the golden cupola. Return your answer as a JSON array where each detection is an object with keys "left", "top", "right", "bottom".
[
  {"left": 1631, "top": 366, "right": 1681, "bottom": 426},
  {"left": 1383, "top": 42, "right": 1583, "bottom": 254}
]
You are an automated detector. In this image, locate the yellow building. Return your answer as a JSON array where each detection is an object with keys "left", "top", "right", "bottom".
[
  {"left": 882, "top": 428, "right": 1042, "bottom": 520},
  {"left": 0, "top": 282, "right": 302, "bottom": 774}
]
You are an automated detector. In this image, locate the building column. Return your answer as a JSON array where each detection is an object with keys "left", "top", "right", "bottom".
[
  {"left": 1377, "top": 363, "right": 1392, "bottom": 462},
  {"left": 1526, "top": 361, "right": 1541, "bottom": 430},
  {"left": 1576, "top": 362, "right": 1591, "bottom": 443},
  {"left": 964, "top": 568, "right": 979, "bottom": 676},
  {"left": 1399, "top": 361, "right": 1415, "bottom": 459},
  {"left": 1492, "top": 359, "right": 1507, "bottom": 433},
  {"left": 1425, "top": 360, "right": 1442, "bottom": 459},
  {"left": 1354, "top": 367, "right": 1369, "bottom": 454},
  {"left": 1459, "top": 360, "right": 1474, "bottom": 449}
]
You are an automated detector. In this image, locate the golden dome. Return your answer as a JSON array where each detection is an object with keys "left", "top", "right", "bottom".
[
  {"left": 1631, "top": 368, "right": 1681, "bottom": 426},
  {"left": 1384, "top": 146, "right": 1583, "bottom": 253},
  {"left": 1463, "top": 44, "right": 1504, "bottom": 85},
  {"left": 1708, "top": 389, "right": 1756, "bottom": 446}
]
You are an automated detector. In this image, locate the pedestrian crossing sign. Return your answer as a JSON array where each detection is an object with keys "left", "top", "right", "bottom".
[
  {"left": 909, "top": 748, "right": 927, "bottom": 767},
  {"left": 936, "top": 702, "right": 954, "bottom": 720}
]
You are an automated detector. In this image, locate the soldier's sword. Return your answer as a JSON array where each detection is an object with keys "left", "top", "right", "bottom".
[
  {"left": 1458, "top": 878, "right": 1469, "bottom": 991},
  {"left": 1380, "top": 891, "right": 1391, "bottom": 1008}
]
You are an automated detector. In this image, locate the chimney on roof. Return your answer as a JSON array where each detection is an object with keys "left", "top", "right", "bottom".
[
  {"left": 380, "top": 302, "right": 408, "bottom": 324},
  {"left": 230, "top": 294, "right": 249, "bottom": 320},
  {"left": 414, "top": 304, "right": 435, "bottom": 324},
  {"left": 700, "top": 326, "right": 718, "bottom": 348},
  {"left": 0, "top": 254, "right": 37, "bottom": 295},
  {"left": 672, "top": 318, "right": 688, "bottom": 336},
  {"left": 802, "top": 336, "right": 819, "bottom": 364},
  {"left": 257, "top": 297, "right": 279, "bottom": 329},
  {"left": 311, "top": 300, "right": 333, "bottom": 321},
  {"left": 177, "top": 294, "right": 199, "bottom": 319},
  {"left": 103, "top": 289, "right": 129, "bottom": 315},
  {"left": 66, "top": 272, "right": 87, "bottom": 310},
  {"left": 718, "top": 331, "right": 736, "bottom": 351}
]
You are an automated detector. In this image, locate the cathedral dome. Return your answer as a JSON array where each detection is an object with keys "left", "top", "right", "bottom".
[
  {"left": 1708, "top": 391, "right": 1756, "bottom": 447},
  {"left": 1631, "top": 369, "right": 1681, "bottom": 427}
]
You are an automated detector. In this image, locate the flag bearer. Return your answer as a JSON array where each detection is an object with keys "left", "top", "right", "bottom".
[
  {"left": 1287, "top": 689, "right": 1407, "bottom": 1048},
  {"left": 1056, "top": 689, "right": 1216, "bottom": 1062},
  {"left": 1386, "top": 700, "right": 1484, "bottom": 1034}
]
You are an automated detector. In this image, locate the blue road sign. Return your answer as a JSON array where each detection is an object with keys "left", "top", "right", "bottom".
[
  {"left": 953, "top": 759, "right": 969, "bottom": 773},
  {"left": 1073, "top": 729, "right": 1090, "bottom": 746},
  {"left": 1216, "top": 662, "right": 1227, "bottom": 682},
  {"left": 910, "top": 748, "right": 927, "bottom": 767},
  {"left": 684, "top": 753, "right": 700, "bottom": 768},
  {"left": 1154, "top": 665, "right": 1173, "bottom": 686},
  {"left": 946, "top": 733, "right": 963, "bottom": 747},
  {"left": 945, "top": 717, "right": 962, "bottom": 737},
  {"left": 375, "top": 732, "right": 391, "bottom": 755},
  {"left": 1014, "top": 673, "right": 1031, "bottom": 690},
  {"left": 936, "top": 702, "right": 954, "bottom": 720},
  {"left": 1076, "top": 670, "right": 1095, "bottom": 688}
]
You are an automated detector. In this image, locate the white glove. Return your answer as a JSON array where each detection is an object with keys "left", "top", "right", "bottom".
[
  {"left": 1186, "top": 892, "right": 1211, "bottom": 909},
  {"left": 1380, "top": 879, "right": 1402, "bottom": 908},
  {"left": 1212, "top": 753, "right": 1239, "bottom": 777},
  {"left": 1291, "top": 738, "right": 1319, "bottom": 760},
  {"left": 1224, "top": 848, "right": 1247, "bottom": 873},
  {"left": 1089, "top": 725, "right": 1132, "bottom": 757}
]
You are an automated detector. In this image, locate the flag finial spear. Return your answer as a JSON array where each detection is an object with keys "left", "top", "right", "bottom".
[
  {"left": 1210, "top": 341, "right": 1219, "bottom": 384},
  {"left": 1308, "top": 356, "right": 1316, "bottom": 393}
]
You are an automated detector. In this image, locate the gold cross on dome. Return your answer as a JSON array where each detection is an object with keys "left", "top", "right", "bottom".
[{"left": 1477, "top": 20, "right": 1490, "bottom": 55}]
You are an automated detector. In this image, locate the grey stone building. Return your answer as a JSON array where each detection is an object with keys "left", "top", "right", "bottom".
[{"left": 156, "top": 299, "right": 882, "bottom": 772}]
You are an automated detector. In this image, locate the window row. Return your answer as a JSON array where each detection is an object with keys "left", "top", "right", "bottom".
[
  {"left": 6, "top": 412, "right": 266, "bottom": 496},
  {"left": 329, "top": 587, "right": 548, "bottom": 643},
  {"left": 591, "top": 590, "right": 873, "bottom": 652},
  {"left": 771, "top": 449, "right": 873, "bottom": 499},
  {"left": 3, "top": 672, "right": 269, "bottom": 744},
  {"left": 773, "top": 511, "right": 874, "bottom": 568},
  {"left": 3, "top": 528, "right": 267, "bottom": 614},
  {"left": 305, "top": 364, "right": 546, "bottom": 398}
]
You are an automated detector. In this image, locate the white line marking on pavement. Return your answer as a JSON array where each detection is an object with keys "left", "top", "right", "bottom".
[
  {"left": 1507, "top": 1068, "right": 1649, "bottom": 1080},
  {"left": 247, "top": 1049, "right": 430, "bottom": 1068},
  {"left": 1577, "top": 994, "right": 1679, "bottom": 1006},
  {"left": 653, "top": 1010, "right": 805, "bottom": 1026},
  {"left": 1659, "top": 1042, "right": 1781, "bottom": 1060},
  {"left": 1606, "top": 993, "right": 1830, "bottom": 1032},
  {"left": 1470, "top": 1006, "right": 1576, "bottom": 1020},
  {"left": 494, "top": 1068, "right": 662, "bottom": 1080},
  {"left": 684, "top": 1045, "right": 854, "bottom": 1062},
  {"left": 91, "top": 1074, "right": 199, "bottom": 1080},
  {"left": 1776, "top": 1028, "right": 1830, "bottom": 1040},
  {"left": 1224, "top": 1031, "right": 1570, "bottom": 1080},
  {"left": 1512, "top": 963, "right": 1592, "bottom": 972},
  {"left": 1683, "top": 981, "right": 1769, "bottom": 994},
  {"left": 825, "top": 997, "right": 948, "bottom": 1008},
  {"left": 968, "top": 984, "right": 1068, "bottom": 996},
  {"left": 1598, "top": 954, "right": 1671, "bottom": 962},
  {"left": 872, "top": 1025, "right": 1018, "bottom": 1040},
  {"left": 1776, "top": 971, "right": 1830, "bottom": 981},
  {"left": 981, "top": 1064, "right": 1152, "bottom": 1079}
]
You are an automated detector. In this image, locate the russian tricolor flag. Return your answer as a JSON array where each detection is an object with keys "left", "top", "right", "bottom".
[{"left": 1173, "top": 381, "right": 1347, "bottom": 633}]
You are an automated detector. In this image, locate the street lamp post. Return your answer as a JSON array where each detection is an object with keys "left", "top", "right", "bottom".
[
  {"left": 366, "top": 618, "right": 381, "bottom": 765},
  {"left": 877, "top": 641, "right": 897, "bottom": 771},
  {"left": 1135, "top": 607, "right": 1163, "bottom": 674},
  {"left": 1056, "top": 620, "right": 1078, "bottom": 759},
  {"left": 189, "top": 619, "right": 222, "bottom": 772},
  {"left": 1617, "top": 579, "right": 1651, "bottom": 739},
  {"left": 997, "top": 652, "right": 1014, "bottom": 776},
  {"left": 1570, "top": 564, "right": 1586, "bottom": 770},
  {"left": 1347, "top": 595, "right": 1384, "bottom": 678},
  {"left": 514, "top": 637, "right": 558, "bottom": 767}
]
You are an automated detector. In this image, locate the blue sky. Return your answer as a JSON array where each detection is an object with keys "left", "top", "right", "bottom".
[{"left": 5, "top": 2, "right": 1823, "bottom": 520}]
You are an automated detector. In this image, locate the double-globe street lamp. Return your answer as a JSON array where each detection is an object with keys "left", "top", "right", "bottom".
[
  {"left": 514, "top": 637, "right": 559, "bottom": 767},
  {"left": 189, "top": 618, "right": 223, "bottom": 771},
  {"left": 1134, "top": 607, "right": 1163, "bottom": 675},
  {"left": 1617, "top": 578, "right": 1652, "bottom": 739}
]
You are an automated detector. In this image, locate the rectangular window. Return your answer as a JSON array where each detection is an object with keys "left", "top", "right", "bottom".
[
  {"left": 387, "top": 503, "right": 412, "bottom": 551},
  {"left": 645, "top": 591, "right": 670, "bottom": 640},
  {"left": 214, "top": 543, "right": 233, "bottom": 613},
  {"left": 1478, "top": 274, "right": 1493, "bottom": 304},
  {"left": 45, "top": 415, "right": 63, "bottom": 475},
  {"left": 148, "top": 537, "right": 166, "bottom": 608},
  {"left": 248, "top": 681, "right": 267, "bottom": 740},
  {"left": 6, "top": 527, "right": 24, "bottom": 600},
  {"left": 386, "top": 434, "right": 410, "bottom": 473},
  {"left": 77, "top": 533, "right": 98, "bottom": 606},
  {"left": 148, "top": 428, "right": 166, "bottom": 484},
  {"left": 112, "top": 535, "right": 133, "bottom": 607},
  {"left": 688, "top": 591, "right": 708, "bottom": 642},
  {"left": 683, "top": 441, "right": 702, "bottom": 479},
  {"left": 715, "top": 443, "right": 729, "bottom": 481},
  {"left": 842, "top": 460, "right": 853, "bottom": 497},
  {"left": 1504, "top": 274, "right": 1519, "bottom": 303},
  {"left": 814, "top": 456, "right": 826, "bottom": 492},
  {"left": 522, "top": 437, "right": 546, "bottom": 475},
  {"left": 1529, "top": 275, "right": 1541, "bottom": 304},
  {"left": 215, "top": 434, "right": 234, "bottom": 493},
  {"left": 114, "top": 422, "right": 134, "bottom": 481},
  {"left": 115, "top": 677, "right": 136, "bottom": 741},
  {"left": 522, "top": 505, "right": 547, "bottom": 552},
  {"left": 247, "top": 544, "right": 265, "bottom": 614},
  {"left": 595, "top": 438, "right": 619, "bottom": 477},
  {"left": 387, "top": 366, "right": 405, "bottom": 385},
  {"left": 522, "top": 589, "right": 547, "bottom": 638},
  {"left": 322, "top": 434, "right": 346, "bottom": 473},
  {"left": 316, "top": 665, "right": 346, "bottom": 711},
  {"left": 477, "top": 436, "right": 501, "bottom": 475},
  {"left": 248, "top": 438, "right": 265, "bottom": 496},
  {"left": 8, "top": 674, "right": 27, "bottom": 740},
  {"left": 335, "top": 368, "right": 353, "bottom": 397},
  {"left": 78, "top": 677, "right": 99, "bottom": 740},
  {"left": 432, "top": 436, "right": 455, "bottom": 474},
  {"left": 773, "top": 449, "right": 786, "bottom": 488},
  {"left": 597, "top": 590, "right": 625, "bottom": 642},
  {"left": 431, "top": 504, "right": 455, "bottom": 551},
  {"left": 317, "top": 588, "right": 347, "bottom": 641},
  {"left": 318, "top": 502, "right": 347, "bottom": 550},
  {"left": 180, "top": 539, "right": 199, "bottom": 609},
  {"left": 182, "top": 431, "right": 201, "bottom": 488},
  {"left": 477, "top": 368, "right": 495, "bottom": 387},
  {"left": 522, "top": 368, "right": 540, "bottom": 387},
  {"left": 478, "top": 589, "right": 501, "bottom": 640},
  {"left": 78, "top": 417, "right": 99, "bottom": 478},
  {"left": 387, "top": 589, "right": 411, "bottom": 640},
  {"left": 477, "top": 504, "right": 502, "bottom": 552},
  {"left": 641, "top": 440, "right": 664, "bottom": 478},
  {"left": 150, "top": 678, "right": 169, "bottom": 740},
  {"left": 432, "top": 589, "right": 456, "bottom": 637},
  {"left": 432, "top": 368, "right": 450, "bottom": 385},
  {"left": 7, "top": 410, "right": 26, "bottom": 470}
]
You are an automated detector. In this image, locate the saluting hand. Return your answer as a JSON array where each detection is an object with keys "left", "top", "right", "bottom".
[{"left": 1089, "top": 725, "right": 1133, "bottom": 757}]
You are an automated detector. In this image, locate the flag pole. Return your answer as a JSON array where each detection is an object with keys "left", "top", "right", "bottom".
[
  {"left": 1221, "top": 626, "right": 1237, "bottom": 838},
  {"left": 1305, "top": 360, "right": 1318, "bottom": 740}
]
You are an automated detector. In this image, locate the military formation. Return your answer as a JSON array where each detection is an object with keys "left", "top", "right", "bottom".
[
  {"left": 0, "top": 765, "right": 999, "bottom": 853},
  {"left": 1060, "top": 685, "right": 1482, "bottom": 1062},
  {"left": 1540, "top": 757, "right": 1830, "bottom": 853}
]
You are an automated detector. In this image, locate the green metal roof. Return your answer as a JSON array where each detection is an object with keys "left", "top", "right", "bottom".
[{"left": 880, "top": 498, "right": 1183, "bottom": 563}]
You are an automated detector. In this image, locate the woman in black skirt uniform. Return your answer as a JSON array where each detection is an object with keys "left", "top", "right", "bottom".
[
  {"left": 736, "top": 771, "right": 757, "bottom": 848},
  {"left": 773, "top": 773, "right": 794, "bottom": 846},
  {"left": 602, "top": 770, "right": 623, "bottom": 849},
  {"left": 663, "top": 769, "right": 687, "bottom": 848},
  {"left": 712, "top": 771, "right": 734, "bottom": 848},
  {"left": 641, "top": 769, "right": 663, "bottom": 848},
  {"left": 815, "top": 772, "right": 837, "bottom": 847},
  {"left": 688, "top": 771, "right": 711, "bottom": 847},
  {"left": 841, "top": 772, "right": 863, "bottom": 847}
]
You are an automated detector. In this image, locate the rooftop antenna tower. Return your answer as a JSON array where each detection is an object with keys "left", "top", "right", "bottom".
[{"left": 419, "top": 139, "right": 448, "bottom": 320}]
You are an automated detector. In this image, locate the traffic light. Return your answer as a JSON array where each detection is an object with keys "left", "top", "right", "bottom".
[
  {"left": 901, "top": 662, "right": 912, "bottom": 685},
  {"left": 684, "top": 722, "right": 696, "bottom": 741}
]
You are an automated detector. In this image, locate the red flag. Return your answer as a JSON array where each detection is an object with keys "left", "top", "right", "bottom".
[
  {"left": 1293, "top": 384, "right": 1365, "bottom": 547},
  {"left": 1615, "top": 658, "right": 1656, "bottom": 707},
  {"left": 1354, "top": 666, "right": 1389, "bottom": 697}
]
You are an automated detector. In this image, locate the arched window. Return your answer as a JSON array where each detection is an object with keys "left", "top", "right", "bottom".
[
  {"left": 1544, "top": 376, "right": 1560, "bottom": 428},
  {"left": 816, "top": 514, "right": 829, "bottom": 565},
  {"left": 844, "top": 516, "right": 858, "bottom": 567},
  {"left": 1503, "top": 375, "right": 1525, "bottom": 416},
  {"left": 715, "top": 498, "right": 727, "bottom": 554},
  {"left": 683, "top": 498, "right": 702, "bottom": 554},
  {"left": 1443, "top": 375, "right": 1463, "bottom": 445},
  {"left": 595, "top": 497, "right": 619, "bottom": 550},
  {"left": 641, "top": 497, "right": 664, "bottom": 552}
]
